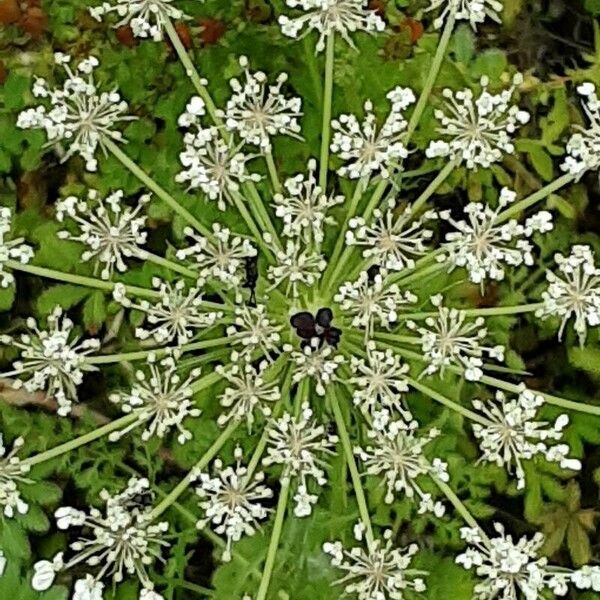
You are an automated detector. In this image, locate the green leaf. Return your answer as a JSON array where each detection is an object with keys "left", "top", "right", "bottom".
[
  {"left": 36, "top": 284, "right": 91, "bottom": 316},
  {"left": 83, "top": 290, "right": 107, "bottom": 334}
]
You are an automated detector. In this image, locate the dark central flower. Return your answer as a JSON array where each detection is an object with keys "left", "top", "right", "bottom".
[{"left": 290, "top": 307, "right": 342, "bottom": 348}]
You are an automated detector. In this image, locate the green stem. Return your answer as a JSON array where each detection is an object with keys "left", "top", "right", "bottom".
[
  {"left": 243, "top": 183, "right": 283, "bottom": 252},
  {"left": 397, "top": 302, "right": 544, "bottom": 321},
  {"left": 144, "top": 251, "right": 197, "bottom": 279},
  {"left": 255, "top": 479, "right": 291, "bottom": 600},
  {"left": 373, "top": 332, "right": 421, "bottom": 345},
  {"left": 164, "top": 18, "right": 225, "bottom": 132},
  {"left": 329, "top": 386, "right": 374, "bottom": 546},
  {"left": 406, "top": 377, "right": 493, "bottom": 426},
  {"left": 404, "top": 11, "right": 457, "bottom": 145},
  {"left": 147, "top": 419, "right": 240, "bottom": 522},
  {"left": 6, "top": 260, "right": 159, "bottom": 300},
  {"left": 86, "top": 337, "right": 235, "bottom": 365},
  {"left": 319, "top": 33, "right": 335, "bottom": 191},
  {"left": 265, "top": 152, "right": 282, "bottom": 193},
  {"left": 104, "top": 138, "right": 212, "bottom": 238},
  {"left": 411, "top": 159, "right": 457, "bottom": 213},
  {"left": 496, "top": 173, "right": 576, "bottom": 224},
  {"left": 22, "top": 412, "right": 140, "bottom": 467},
  {"left": 231, "top": 191, "right": 276, "bottom": 263}
]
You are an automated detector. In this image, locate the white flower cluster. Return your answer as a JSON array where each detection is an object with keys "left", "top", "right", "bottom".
[
  {"left": 1, "top": 306, "right": 100, "bottom": 416},
  {"left": 347, "top": 205, "right": 436, "bottom": 272},
  {"left": 217, "top": 56, "right": 303, "bottom": 152},
  {"left": 17, "top": 53, "right": 135, "bottom": 171},
  {"left": 323, "top": 523, "right": 426, "bottom": 599},
  {"left": 113, "top": 279, "right": 222, "bottom": 346},
  {"left": 536, "top": 245, "right": 600, "bottom": 346},
  {"left": 439, "top": 187, "right": 553, "bottom": 288},
  {"left": 426, "top": 75, "right": 530, "bottom": 169},
  {"left": 0, "top": 435, "right": 31, "bottom": 518},
  {"left": 561, "top": 82, "right": 600, "bottom": 178},
  {"left": 287, "top": 338, "right": 345, "bottom": 395},
  {"left": 89, "top": 0, "right": 188, "bottom": 41},
  {"left": 428, "top": 0, "right": 504, "bottom": 30},
  {"left": 279, "top": 0, "right": 386, "bottom": 52},
  {"left": 177, "top": 96, "right": 261, "bottom": 210},
  {"left": 263, "top": 402, "right": 338, "bottom": 517},
  {"left": 472, "top": 390, "right": 581, "bottom": 489},
  {"left": 349, "top": 343, "right": 412, "bottom": 420},
  {"left": 267, "top": 240, "right": 326, "bottom": 298},
  {"left": 0, "top": 207, "right": 34, "bottom": 288},
  {"left": 457, "top": 523, "right": 600, "bottom": 599},
  {"left": 335, "top": 271, "right": 417, "bottom": 337},
  {"left": 109, "top": 352, "right": 202, "bottom": 444},
  {"left": 331, "top": 87, "right": 415, "bottom": 179},
  {"left": 273, "top": 159, "right": 344, "bottom": 245},
  {"left": 176, "top": 224, "right": 257, "bottom": 290},
  {"left": 56, "top": 189, "right": 149, "bottom": 280},
  {"left": 195, "top": 448, "right": 272, "bottom": 562},
  {"left": 355, "top": 412, "right": 448, "bottom": 514},
  {"left": 32, "top": 477, "right": 169, "bottom": 599},
  {"left": 216, "top": 359, "right": 281, "bottom": 429},
  {"left": 227, "top": 304, "right": 282, "bottom": 360},
  {"left": 407, "top": 295, "right": 505, "bottom": 381}
]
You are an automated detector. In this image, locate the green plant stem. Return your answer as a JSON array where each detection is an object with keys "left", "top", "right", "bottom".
[
  {"left": 397, "top": 302, "right": 544, "bottom": 321},
  {"left": 231, "top": 191, "right": 276, "bottom": 263},
  {"left": 6, "top": 260, "right": 159, "bottom": 299},
  {"left": 243, "top": 183, "right": 283, "bottom": 252},
  {"left": 22, "top": 412, "right": 140, "bottom": 467},
  {"left": 373, "top": 332, "right": 421, "bottom": 345},
  {"left": 406, "top": 377, "right": 493, "bottom": 426},
  {"left": 432, "top": 476, "right": 491, "bottom": 547},
  {"left": 496, "top": 173, "right": 575, "bottom": 224},
  {"left": 319, "top": 33, "right": 335, "bottom": 191},
  {"left": 86, "top": 337, "right": 235, "bottom": 365},
  {"left": 104, "top": 138, "right": 212, "bottom": 238},
  {"left": 404, "top": 11, "right": 457, "bottom": 145},
  {"left": 147, "top": 420, "right": 240, "bottom": 522},
  {"left": 164, "top": 19, "right": 224, "bottom": 132},
  {"left": 255, "top": 479, "right": 291, "bottom": 600},
  {"left": 265, "top": 152, "right": 282, "bottom": 193},
  {"left": 411, "top": 159, "right": 457, "bottom": 213},
  {"left": 144, "top": 251, "right": 197, "bottom": 279},
  {"left": 329, "top": 386, "right": 374, "bottom": 546}
]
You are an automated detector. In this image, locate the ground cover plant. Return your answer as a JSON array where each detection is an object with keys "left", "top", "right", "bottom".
[{"left": 1, "top": 0, "right": 600, "bottom": 598}]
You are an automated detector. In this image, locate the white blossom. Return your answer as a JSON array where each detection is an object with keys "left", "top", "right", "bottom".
[
  {"left": 227, "top": 304, "right": 282, "bottom": 360},
  {"left": 346, "top": 205, "right": 436, "bottom": 272},
  {"left": 428, "top": 0, "right": 504, "bottom": 30},
  {"left": 407, "top": 295, "right": 505, "bottom": 381},
  {"left": 335, "top": 271, "right": 417, "bottom": 337},
  {"left": 279, "top": 0, "right": 386, "bottom": 53},
  {"left": 0, "top": 435, "right": 32, "bottom": 518},
  {"left": 456, "top": 522, "right": 591, "bottom": 599},
  {"left": 17, "top": 53, "right": 135, "bottom": 171},
  {"left": 536, "top": 244, "right": 600, "bottom": 346},
  {"left": 73, "top": 576, "right": 105, "bottom": 600},
  {"left": 113, "top": 279, "right": 222, "bottom": 346},
  {"left": 32, "top": 478, "right": 169, "bottom": 594},
  {"left": 263, "top": 402, "right": 338, "bottom": 517},
  {"left": 287, "top": 337, "right": 344, "bottom": 395},
  {"left": 355, "top": 412, "right": 448, "bottom": 514},
  {"left": 177, "top": 114, "right": 260, "bottom": 210},
  {"left": 215, "top": 359, "right": 280, "bottom": 429},
  {"left": 108, "top": 352, "right": 202, "bottom": 444},
  {"left": 176, "top": 224, "right": 257, "bottom": 290},
  {"left": 273, "top": 159, "right": 344, "bottom": 244},
  {"left": 472, "top": 390, "right": 581, "bottom": 489},
  {"left": 426, "top": 75, "right": 530, "bottom": 170},
  {"left": 323, "top": 523, "right": 427, "bottom": 599},
  {"left": 0, "top": 550, "right": 5, "bottom": 577},
  {"left": 56, "top": 189, "right": 149, "bottom": 280},
  {"left": 267, "top": 240, "right": 326, "bottom": 297},
  {"left": 331, "top": 87, "right": 415, "bottom": 179},
  {"left": 1, "top": 306, "right": 100, "bottom": 416},
  {"left": 89, "top": 0, "right": 189, "bottom": 41},
  {"left": 571, "top": 565, "right": 600, "bottom": 592},
  {"left": 349, "top": 342, "right": 412, "bottom": 420},
  {"left": 0, "top": 207, "right": 34, "bottom": 288},
  {"left": 217, "top": 56, "right": 303, "bottom": 152},
  {"left": 439, "top": 188, "right": 552, "bottom": 288},
  {"left": 561, "top": 82, "right": 600, "bottom": 177},
  {"left": 195, "top": 448, "right": 272, "bottom": 562}
]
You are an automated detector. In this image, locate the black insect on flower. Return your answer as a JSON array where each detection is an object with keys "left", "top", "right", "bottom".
[
  {"left": 244, "top": 255, "right": 259, "bottom": 306},
  {"left": 290, "top": 307, "right": 342, "bottom": 348},
  {"left": 367, "top": 264, "right": 380, "bottom": 283}
]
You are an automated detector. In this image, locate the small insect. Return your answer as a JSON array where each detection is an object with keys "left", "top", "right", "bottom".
[
  {"left": 243, "top": 255, "right": 259, "bottom": 306},
  {"left": 290, "top": 307, "right": 342, "bottom": 348},
  {"left": 367, "top": 264, "right": 380, "bottom": 283}
]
